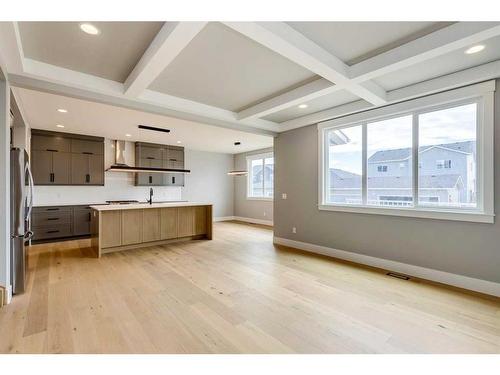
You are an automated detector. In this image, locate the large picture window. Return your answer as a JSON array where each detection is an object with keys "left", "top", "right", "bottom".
[
  {"left": 318, "top": 82, "right": 494, "bottom": 223},
  {"left": 247, "top": 152, "right": 274, "bottom": 200}
]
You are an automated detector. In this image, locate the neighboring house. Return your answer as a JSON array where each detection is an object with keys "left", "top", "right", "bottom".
[
  {"left": 330, "top": 141, "right": 475, "bottom": 206},
  {"left": 252, "top": 164, "right": 274, "bottom": 197}
]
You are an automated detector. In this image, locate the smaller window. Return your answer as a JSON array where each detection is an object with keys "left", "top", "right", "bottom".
[
  {"left": 377, "top": 165, "right": 388, "bottom": 172},
  {"left": 436, "top": 160, "right": 444, "bottom": 169},
  {"left": 444, "top": 160, "right": 452, "bottom": 169},
  {"left": 247, "top": 152, "right": 274, "bottom": 200}
]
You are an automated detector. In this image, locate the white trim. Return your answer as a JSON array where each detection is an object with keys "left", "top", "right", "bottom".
[
  {"left": 318, "top": 82, "right": 495, "bottom": 223},
  {"left": 234, "top": 216, "right": 273, "bottom": 226},
  {"left": 6, "top": 285, "right": 12, "bottom": 304},
  {"left": 273, "top": 237, "right": 500, "bottom": 297},
  {"left": 317, "top": 204, "right": 494, "bottom": 223},
  {"left": 214, "top": 216, "right": 235, "bottom": 222},
  {"left": 124, "top": 22, "right": 207, "bottom": 97},
  {"left": 214, "top": 215, "right": 274, "bottom": 226}
]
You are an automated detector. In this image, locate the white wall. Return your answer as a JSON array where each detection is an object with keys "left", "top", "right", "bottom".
[
  {"left": 233, "top": 147, "right": 274, "bottom": 223},
  {"left": 33, "top": 139, "right": 234, "bottom": 218},
  {"left": 0, "top": 70, "right": 10, "bottom": 296}
]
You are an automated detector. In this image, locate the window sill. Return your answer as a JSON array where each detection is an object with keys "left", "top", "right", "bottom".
[
  {"left": 318, "top": 204, "right": 494, "bottom": 223},
  {"left": 247, "top": 197, "right": 273, "bottom": 202}
]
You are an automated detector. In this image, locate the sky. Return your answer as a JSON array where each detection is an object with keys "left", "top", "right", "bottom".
[{"left": 329, "top": 103, "right": 477, "bottom": 174}]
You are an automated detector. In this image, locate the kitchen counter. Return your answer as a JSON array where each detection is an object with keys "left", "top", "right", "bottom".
[
  {"left": 90, "top": 201, "right": 211, "bottom": 211},
  {"left": 90, "top": 202, "right": 212, "bottom": 257}
]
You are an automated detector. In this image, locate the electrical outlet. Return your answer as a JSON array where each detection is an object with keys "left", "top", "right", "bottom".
[
  {"left": 282, "top": 193, "right": 287, "bottom": 199},
  {"left": 292, "top": 227, "right": 297, "bottom": 234},
  {"left": 263, "top": 212, "right": 267, "bottom": 217}
]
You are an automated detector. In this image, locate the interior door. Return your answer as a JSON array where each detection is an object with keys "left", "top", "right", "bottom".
[
  {"left": 31, "top": 150, "right": 52, "bottom": 185},
  {"left": 52, "top": 152, "right": 71, "bottom": 184}
]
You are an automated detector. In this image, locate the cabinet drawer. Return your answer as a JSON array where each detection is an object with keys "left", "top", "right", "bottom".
[
  {"left": 32, "top": 211, "right": 72, "bottom": 227},
  {"left": 71, "top": 139, "right": 104, "bottom": 155},
  {"left": 33, "top": 206, "right": 73, "bottom": 214},
  {"left": 31, "top": 134, "right": 71, "bottom": 152},
  {"left": 32, "top": 224, "right": 72, "bottom": 240}
]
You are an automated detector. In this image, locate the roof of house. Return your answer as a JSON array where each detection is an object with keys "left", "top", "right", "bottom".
[
  {"left": 367, "top": 141, "right": 475, "bottom": 163},
  {"left": 330, "top": 171, "right": 463, "bottom": 189}
]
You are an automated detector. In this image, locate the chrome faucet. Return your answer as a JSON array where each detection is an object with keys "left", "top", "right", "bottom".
[{"left": 147, "top": 187, "right": 153, "bottom": 205}]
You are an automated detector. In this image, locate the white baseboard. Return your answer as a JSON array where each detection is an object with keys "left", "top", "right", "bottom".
[
  {"left": 274, "top": 237, "right": 500, "bottom": 297},
  {"left": 214, "top": 216, "right": 273, "bottom": 226},
  {"left": 214, "top": 216, "right": 235, "bottom": 222},
  {"left": 233, "top": 216, "right": 273, "bottom": 226}
]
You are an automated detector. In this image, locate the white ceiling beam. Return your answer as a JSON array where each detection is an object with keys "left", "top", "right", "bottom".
[
  {"left": 12, "top": 60, "right": 278, "bottom": 135},
  {"left": 237, "top": 78, "right": 339, "bottom": 120},
  {"left": 280, "top": 59, "right": 500, "bottom": 132},
  {"left": 235, "top": 22, "right": 500, "bottom": 122},
  {"left": 0, "top": 22, "right": 25, "bottom": 74},
  {"left": 124, "top": 22, "right": 207, "bottom": 97},
  {"left": 349, "top": 22, "right": 500, "bottom": 82},
  {"left": 224, "top": 22, "right": 387, "bottom": 106}
]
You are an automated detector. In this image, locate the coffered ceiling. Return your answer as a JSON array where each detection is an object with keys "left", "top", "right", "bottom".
[{"left": 1, "top": 21, "right": 500, "bottom": 149}]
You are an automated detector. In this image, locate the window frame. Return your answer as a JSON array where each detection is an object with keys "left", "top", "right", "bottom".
[
  {"left": 246, "top": 152, "right": 274, "bottom": 201},
  {"left": 317, "top": 81, "right": 495, "bottom": 223}
]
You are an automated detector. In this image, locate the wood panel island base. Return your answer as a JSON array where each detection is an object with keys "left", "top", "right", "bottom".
[{"left": 90, "top": 202, "right": 212, "bottom": 257}]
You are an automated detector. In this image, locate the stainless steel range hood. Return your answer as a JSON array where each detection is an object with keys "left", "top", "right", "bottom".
[{"left": 106, "top": 140, "right": 190, "bottom": 174}]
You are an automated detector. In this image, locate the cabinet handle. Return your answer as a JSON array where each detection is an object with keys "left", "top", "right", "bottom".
[
  {"left": 169, "top": 158, "right": 177, "bottom": 161},
  {"left": 172, "top": 176, "right": 176, "bottom": 184},
  {"left": 88, "top": 212, "right": 91, "bottom": 221},
  {"left": 149, "top": 176, "right": 152, "bottom": 184},
  {"left": 47, "top": 230, "right": 60, "bottom": 234},
  {"left": 46, "top": 149, "right": 58, "bottom": 152},
  {"left": 82, "top": 152, "right": 94, "bottom": 155},
  {"left": 46, "top": 208, "right": 59, "bottom": 211},
  {"left": 146, "top": 157, "right": 155, "bottom": 160},
  {"left": 50, "top": 173, "right": 54, "bottom": 182},
  {"left": 47, "top": 218, "right": 59, "bottom": 221},
  {"left": 85, "top": 174, "right": 90, "bottom": 183}
]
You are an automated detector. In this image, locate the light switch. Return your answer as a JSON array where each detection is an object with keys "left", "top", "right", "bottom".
[{"left": 282, "top": 193, "right": 287, "bottom": 200}]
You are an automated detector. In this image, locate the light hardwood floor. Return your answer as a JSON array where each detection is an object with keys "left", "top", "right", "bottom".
[{"left": 1, "top": 221, "right": 499, "bottom": 354}]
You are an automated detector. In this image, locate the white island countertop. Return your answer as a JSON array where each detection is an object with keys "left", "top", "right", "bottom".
[{"left": 90, "top": 201, "right": 212, "bottom": 211}]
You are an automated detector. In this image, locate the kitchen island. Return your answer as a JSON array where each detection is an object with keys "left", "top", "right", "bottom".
[{"left": 90, "top": 202, "right": 212, "bottom": 257}]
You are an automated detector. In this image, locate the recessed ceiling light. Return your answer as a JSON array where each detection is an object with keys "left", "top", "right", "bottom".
[
  {"left": 57, "top": 108, "right": 68, "bottom": 113},
  {"left": 125, "top": 134, "right": 131, "bottom": 137},
  {"left": 298, "top": 104, "right": 308, "bottom": 109},
  {"left": 56, "top": 124, "right": 65, "bottom": 128},
  {"left": 80, "top": 23, "right": 100, "bottom": 35},
  {"left": 465, "top": 45, "right": 485, "bottom": 54}
]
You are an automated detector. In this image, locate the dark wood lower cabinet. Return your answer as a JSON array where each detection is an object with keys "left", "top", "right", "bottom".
[{"left": 32, "top": 205, "right": 93, "bottom": 242}]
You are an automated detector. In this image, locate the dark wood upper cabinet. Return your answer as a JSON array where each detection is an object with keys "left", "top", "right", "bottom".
[
  {"left": 135, "top": 142, "right": 185, "bottom": 186},
  {"left": 31, "top": 134, "right": 71, "bottom": 152},
  {"left": 52, "top": 152, "right": 71, "bottom": 184},
  {"left": 71, "top": 139, "right": 104, "bottom": 155},
  {"left": 31, "top": 130, "right": 104, "bottom": 186}
]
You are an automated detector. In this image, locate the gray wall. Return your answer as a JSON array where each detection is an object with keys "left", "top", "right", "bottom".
[
  {"left": 234, "top": 147, "right": 273, "bottom": 222},
  {"left": 274, "top": 80, "right": 500, "bottom": 284},
  {"left": 183, "top": 149, "right": 234, "bottom": 218}
]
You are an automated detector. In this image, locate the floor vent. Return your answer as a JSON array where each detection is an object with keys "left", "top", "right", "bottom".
[{"left": 387, "top": 272, "right": 410, "bottom": 280}]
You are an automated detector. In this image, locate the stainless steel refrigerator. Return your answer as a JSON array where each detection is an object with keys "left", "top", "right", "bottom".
[{"left": 10, "top": 148, "right": 34, "bottom": 294}]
